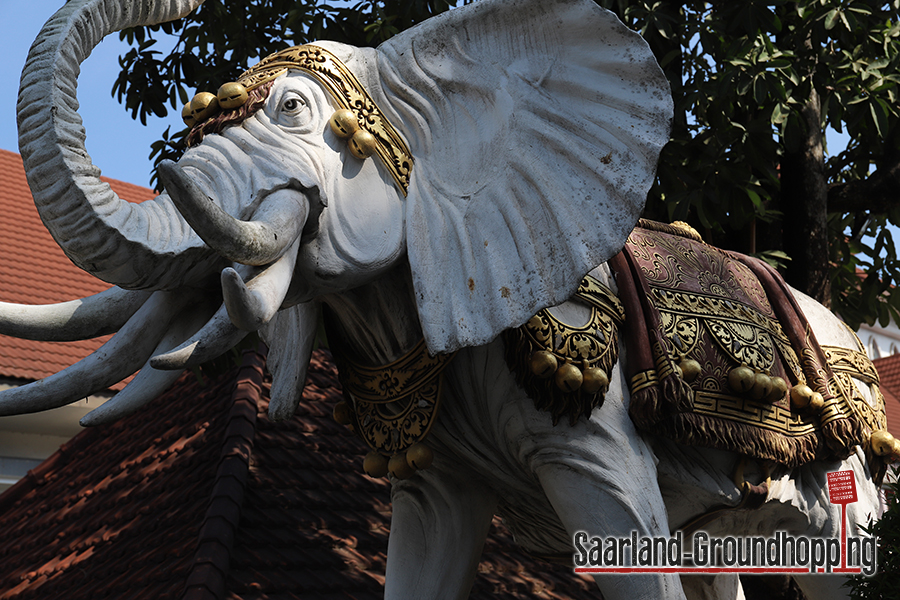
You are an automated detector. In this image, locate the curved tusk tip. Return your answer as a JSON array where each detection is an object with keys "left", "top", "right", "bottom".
[
  {"left": 222, "top": 267, "right": 265, "bottom": 331},
  {"left": 221, "top": 266, "right": 246, "bottom": 289},
  {"left": 268, "top": 402, "right": 298, "bottom": 422},
  {"left": 80, "top": 403, "right": 115, "bottom": 427},
  {"left": 79, "top": 413, "right": 101, "bottom": 427},
  {"left": 157, "top": 160, "right": 198, "bottom": 202},
  {"left": 150, "top": 344, "right": 197, "bottom": 370},
  {"left": 156, "top": 160, "right": 178, "bottom": 185}
]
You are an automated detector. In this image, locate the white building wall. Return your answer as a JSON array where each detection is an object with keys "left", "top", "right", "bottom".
[
  {"left": 858, "top": 321, "right": 900, "bottom": 360},
  {"left": 0, "top": 380, "right": 110, "bottom": 493}
]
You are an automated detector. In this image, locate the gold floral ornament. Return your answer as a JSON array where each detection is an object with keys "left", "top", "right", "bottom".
[
  {"left": 182, "top": 44, "right": 413, "bottom": 196},
  {"left": 335, "top": 339, "right": 456, "bottom": 479}
]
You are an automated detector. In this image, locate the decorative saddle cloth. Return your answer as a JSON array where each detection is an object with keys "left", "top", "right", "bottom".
[
  {"left": 332, "top": 219, "right": 889, "bottom": 481},
  {"left": 608, "top": 220, "right": 887, "bottom": 470}
]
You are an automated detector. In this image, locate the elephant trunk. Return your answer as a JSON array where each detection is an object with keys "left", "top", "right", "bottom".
[
  {"left": 17, "top": 0, "right": 212, "bottom": 290},
  {"left": 157, "top": 161, "right": 310, "bottom": 266}
]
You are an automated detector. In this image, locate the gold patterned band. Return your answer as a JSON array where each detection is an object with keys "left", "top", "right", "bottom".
[
  {"left": 824, "top": 345, "right": 880, "bottom": 385},
  {"left": 630, "top": 371, "right": 659, "bottom": 394},
  {"left": 339, "top": 339, "right": 456, "bottom": 455},
  {"left": 238, "top": 44, "right": 413, "bottom": 195}
]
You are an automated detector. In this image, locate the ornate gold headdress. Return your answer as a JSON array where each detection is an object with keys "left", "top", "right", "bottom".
[{"left": 182, "top": 44, "right": 413, "bottom": 195}]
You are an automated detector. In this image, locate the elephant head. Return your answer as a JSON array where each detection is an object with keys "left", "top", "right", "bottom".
[{"left": 0, "top": 0, "right": 672, "bottom": 424}]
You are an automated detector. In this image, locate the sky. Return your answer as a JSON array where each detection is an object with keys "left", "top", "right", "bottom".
[{"left": 0, "top": 0, "right": 186, "bottom": 188}]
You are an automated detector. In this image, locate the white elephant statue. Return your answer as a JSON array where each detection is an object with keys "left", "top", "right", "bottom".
[{"left": 0, "top": 0, "right": 887, "bottom": 598}]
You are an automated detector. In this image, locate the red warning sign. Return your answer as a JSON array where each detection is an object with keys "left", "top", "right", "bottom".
[{"left": 827, "top": 470, "right": 858, "bottom": 505}]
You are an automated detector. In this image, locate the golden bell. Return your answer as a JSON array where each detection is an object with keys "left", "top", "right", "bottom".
[
  {"left": 581, "top": 367, "right": 609, "bottom": 395},
  {"left": 332, "top": 400, "right": 353, "bottom": 426},
  {"left": 389, "top": 453, "right": 415, "bottom": 479},
  {"left": 217, "top": 81, "right": 249, "bottom": 110},
  {"left": 766, "top": 376, "right": 788, "bottom": 403},
  {"left": 790, "top": 384, "right": 814, "bottom": 409},
  {"left": 329, "top": 109, "right": 360, "bottom": 139},
  {"left": 728, "top": 366, "right": 755, "bottom": 395},
  {"left": 182, "top": 103, "right": 197, "bottom": 128},
  {"left": 529, "top": 351, "right": 558, "bottom": 379},
  {"left": 870, "top": 430, "right": 896, "bottom": 456},
  {"left": 749, "top": 373, "right": 773, "bottom": 401},
  {"left": 679, "top": 358, "right": 701, "bottom": 383},
  {"left": 555, "top": 362, "right": 583, "bottom": 393},
  {"left": 349, "top": 129, "right": 378, "bottom": 159},
  {"left": 406, "top": 443, "right": 434, "bottom": 470},
  {"left": 807, "top": 391, "right": 825, "bottom": 412},
  {"left": 190, "top": 91, "right": 219, "bottom": 122},
  {"left": 891, "top": 438, "right": 900, "bottom": 460},
  {"left": 363, "top": 452, "right": 389, "bottom": 478}
]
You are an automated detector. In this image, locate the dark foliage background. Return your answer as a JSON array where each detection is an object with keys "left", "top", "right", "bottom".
[{"left": 114, "top": 0, "right": 900, "bottom": 328}]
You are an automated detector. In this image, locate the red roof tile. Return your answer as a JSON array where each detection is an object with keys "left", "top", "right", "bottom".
[
  {"left": 0, "top": 349, "right": 599, "bottom": 599},
  {"left": 0, "top": 149, "right": 155, "bottom": 383},
  {"left": 874, "top": 354, "right": 900, "bottom": 439},
  {"left": 0, "top": 359, "right": 235, "bottom": 599}
]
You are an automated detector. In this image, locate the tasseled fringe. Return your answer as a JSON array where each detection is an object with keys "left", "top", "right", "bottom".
[
  {"left": 629, "top": 375, "right": 694, "bottom": 429},
  {"left": 647, "top": 327, "right": 695, "bottom": 413},
  {"left": 643, "top": 412, "right": 823, "bottom": 469},
  {"left": 864, "top": 444, "right": 889, "bottom": 486},
  {"left": 629, "top": 386, "right": 662, "bottom": 429},
  {"left": 821, "top": 416, "right": 867, "bottom": 459},
  {"left": 501, "top": 327, "right": 607, "bottom": 427},
  {"left": 661, "top": 373, "right": 695, "bottom": 413}
]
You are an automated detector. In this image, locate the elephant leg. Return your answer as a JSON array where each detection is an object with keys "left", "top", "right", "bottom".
[
  {"left": 535, "top": 459, "right": 687, "bottom": 600},
  {"left": 385, "top": 463, "right": 498, "bottom": 600}
]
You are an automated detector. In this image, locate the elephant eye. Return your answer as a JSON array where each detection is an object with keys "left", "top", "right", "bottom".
[
  {"left": 270, "top": 86, "right": 313, "bottom": 128},
  {"left": 282, "top": 97, "right": 304, "bottom": 113}
]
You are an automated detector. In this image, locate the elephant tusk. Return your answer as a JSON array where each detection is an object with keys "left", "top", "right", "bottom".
[
  {"left": 0, "top": 291, "right": 187, "bottom": 416},
  {"left": 150, "top": 302, "right": 249, "bottom": 370},
  {"left": 221, "top": 236, "right": 301, "bottom": 331},
  {"left": 80, "top": 362, "right": 185, "bottom": 427},
  {"left": 79, "top": 298, "right": 219, "bottom": 426},
  {"left": 260, "top": 301, "right": 320, "bottom": 421},
  {"left": 158, "top": 160, "right": 309, "bottom": 266},
  {"left": 18, "top": 0, "right": 216, "bottom": 291},
  {"left": 0, "top": 287, "right": 152, "bottom": 341}
]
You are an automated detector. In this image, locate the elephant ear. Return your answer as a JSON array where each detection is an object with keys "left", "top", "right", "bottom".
[{"left": 376, "top": 0, "right": 673, "bottom": 354}]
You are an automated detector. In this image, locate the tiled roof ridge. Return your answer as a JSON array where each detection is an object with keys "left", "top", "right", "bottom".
[
  {"left": 873, "top": 353, "right": 900, "bottom": 439},
  {"left": 182, "top": 347, "right": 267, "bottom": 600}
]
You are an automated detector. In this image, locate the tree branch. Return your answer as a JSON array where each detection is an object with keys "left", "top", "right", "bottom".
[
  {"left": 782, "top": 86, "right": 830, "bottom": 305},
  {"left": 828, "top": 157, "right": 900, "bottom": 215}
]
